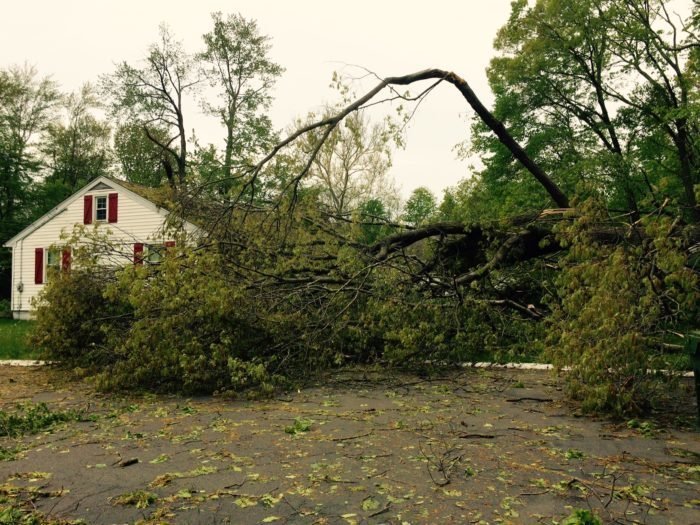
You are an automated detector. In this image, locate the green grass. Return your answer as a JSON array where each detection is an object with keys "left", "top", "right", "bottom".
[{"left": 0, "top": 319, "right": 37, "bottom": 359}]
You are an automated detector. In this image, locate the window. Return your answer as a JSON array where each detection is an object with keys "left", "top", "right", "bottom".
[
  {"left": 145, "top": 244, "right": 164, "bottom": 264},
  {"left": 45, "top": 249, "right": 60, "bottom": 282},
  {"left": 134, "top": 243, "right": 174, "bottom": 266},
  {"left": 35, "top": 247, "right": 69, "bottom": 284},
  {"left": 95, "top": 196, "right": 107, "bottom": 222},
  {"left": 84, "top": 192, "right": 117, "bottom": 224}
]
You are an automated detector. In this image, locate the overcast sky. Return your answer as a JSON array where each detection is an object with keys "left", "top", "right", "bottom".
[{"left": 2, "top": 1, "right": 519, "bottom": 199}]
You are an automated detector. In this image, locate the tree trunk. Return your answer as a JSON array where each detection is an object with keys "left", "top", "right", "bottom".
[{"left": 675, "top": 120, "right": 700, "bottom": 222}]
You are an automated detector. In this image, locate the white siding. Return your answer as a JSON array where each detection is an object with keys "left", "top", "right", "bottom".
[{"left": 7, "top": 181, "right": 193, "bottom": 317}]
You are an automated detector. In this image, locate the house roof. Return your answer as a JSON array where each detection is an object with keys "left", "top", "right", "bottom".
[{"left": 3, "top": 176, "right": 199, "bottom": 248}]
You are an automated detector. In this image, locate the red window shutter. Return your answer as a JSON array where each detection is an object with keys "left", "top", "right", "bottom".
[
  {"left": 108, "top": 193, "right": 118, "bottom": 223},
  {"left": 34, "top": 248, "right": 44, "bottom": 284},
  {"left": 83, "top": 196, "right": 93, "bottom": 224},
  {"left": 165, "top": 241, "right": 176, "bottom": 249},
  {"left": 134, "top": 243, "right": 144, "bottom": 265},
  {"left": 62, "top": 248, "right": 71, "bottom": 272}
]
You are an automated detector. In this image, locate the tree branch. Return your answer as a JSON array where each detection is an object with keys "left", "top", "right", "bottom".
[{"left": 244, "top": 69, "right": 570, "bottom": 209}]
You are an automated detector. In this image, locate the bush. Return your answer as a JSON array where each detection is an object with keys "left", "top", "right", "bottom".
[
  {"left": 30, "top": 266, "right": 126, "bottom": 367},
  {"left": 29, "top": 227, "right": 288, "bottom": 394},
  {"left": 0, "top": 298, "right": 10, "bottom": 318}
]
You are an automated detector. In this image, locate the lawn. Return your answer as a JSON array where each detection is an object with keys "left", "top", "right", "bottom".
[{"left": 0, "top": 319, "right": 37, "bottom": 359}]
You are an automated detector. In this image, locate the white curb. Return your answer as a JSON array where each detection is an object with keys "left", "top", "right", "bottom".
[
  {"left": 0, "top": 359, "right": 694, "bottom": 377},
  {"left": 462, "top": 361, "right": 695, "bottom": 378},
  {"left": 0, "top": 359, "right": 49, "bottom": 367}
]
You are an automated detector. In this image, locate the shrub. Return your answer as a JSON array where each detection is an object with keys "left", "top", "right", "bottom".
[
  {"left": 0, "top": 299, "right": 10, "bottom": 318},
  {"left": 30, "top": 228, "right": 133, "bottom": 367},
  {"left": 29, "top": 228, "right": 287, "bottom": 394},
  {"left": 30, "top": 266, "right": 126, "bottom": 367}
]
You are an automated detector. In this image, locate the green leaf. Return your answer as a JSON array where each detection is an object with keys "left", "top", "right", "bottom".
[
  {"left": 361, "top": 496, "right": 380, "bottom": 511},
  {"left": 234, "top": 497, "right": 257, "bottom": 508}
]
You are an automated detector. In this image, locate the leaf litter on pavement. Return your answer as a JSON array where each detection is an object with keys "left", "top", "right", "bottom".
[{"left": 0, "top": 366, "right": 698, "bottom": 524}]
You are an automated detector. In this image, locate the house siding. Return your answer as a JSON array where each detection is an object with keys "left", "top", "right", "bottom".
[{"left": 7, "top": 181, "right": 193, "bottom": 318}]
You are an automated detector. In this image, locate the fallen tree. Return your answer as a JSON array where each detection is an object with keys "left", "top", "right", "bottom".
[
  {"left": 32, "top": 64, "right": 699, "bottom": 418},
  {"left": 203, "top": 64, "right": 697, "bottom": 417}
]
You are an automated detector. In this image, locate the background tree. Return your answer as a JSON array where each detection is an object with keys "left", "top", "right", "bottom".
[
  {"left": 402, "top": 186, "right": 437, "bottom": 226},
  {"left": 0, "top": 65, "right": 60, "bottom": 239},
  {"left": 299, "top": 109, "right": 398, "bottom": 217},
  {"left": 468, "top": 0, "right": 699, "bottom": 220},
  {"left": 607, "top": 0, "right": 699, "bottom": 218},
  {"left": 102, "top": 24, "right": 197, "bottom": 187},
  {"left": 40, "top": 84, "right": 111, "bottom": 200},
  {"left": 199, "top": 12, "right": 283, "bottom": 191},
  {"left": 113, "top": 123, "right": 168, "bottom": 187},
  {"left": 0, "top": 66, "right": 60, "bottom": 303},
  {"left": 355, "top": 197, "right": 391, "bottom": 244}
]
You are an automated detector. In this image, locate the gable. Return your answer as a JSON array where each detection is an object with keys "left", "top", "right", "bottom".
[{"left": 3, "top": 176, "right": 198, "bottom": 248}]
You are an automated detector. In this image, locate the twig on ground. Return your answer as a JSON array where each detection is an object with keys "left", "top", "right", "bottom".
[
  {"left": 368, "top": 502, "right": 392, "bottom": 518},
  {"left": 331, "top": 430, "right": 373, "bottom": 442},
  {"left": 506, "top": 397, "right": 553, "bottom": 402}
]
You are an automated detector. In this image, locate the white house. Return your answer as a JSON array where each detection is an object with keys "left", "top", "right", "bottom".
[{"left": 3, "top": 176, "right": 199, "bottom": 320}]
